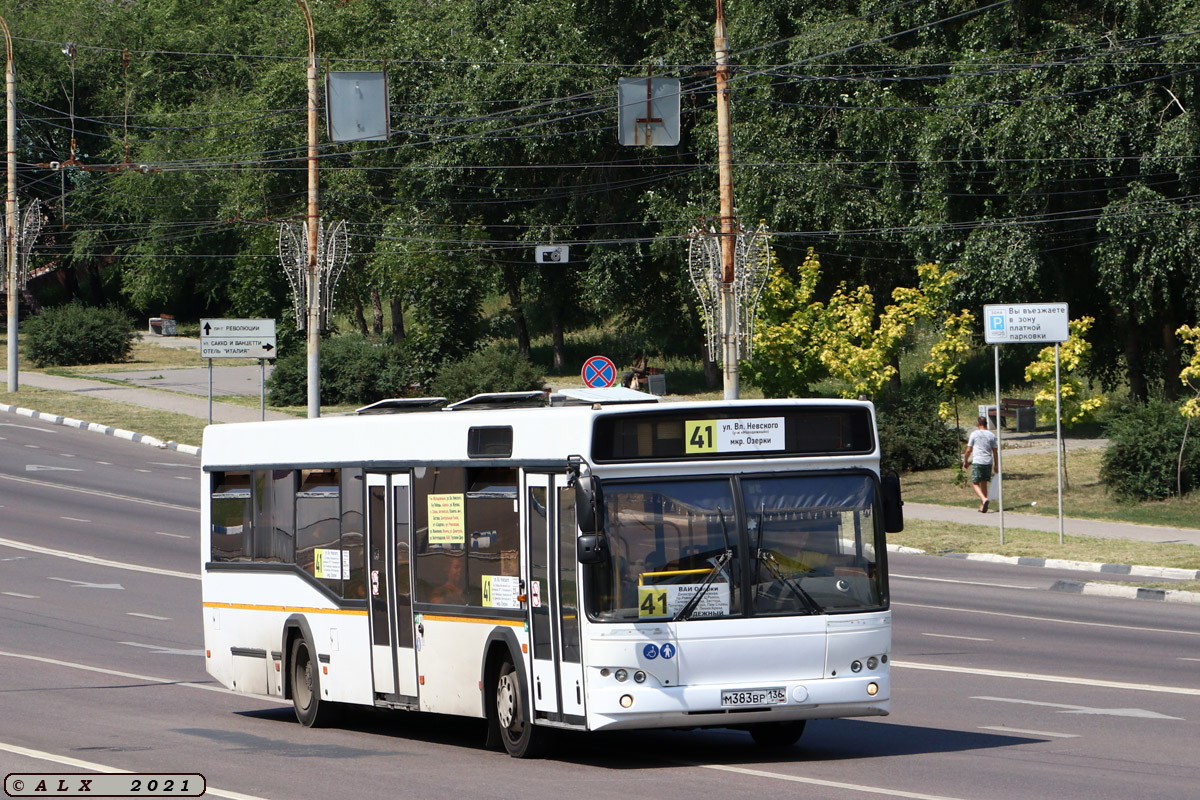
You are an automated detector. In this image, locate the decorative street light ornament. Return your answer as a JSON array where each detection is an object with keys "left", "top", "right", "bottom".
[
  {"left": 278, "top": 218, "right": 348, "bottom": 331},
  {"left": 687, "top": 221, "right": 771, "bottom": 361},
  {"left": 0, "top": 199, "right": 44, "bottom": 292}
]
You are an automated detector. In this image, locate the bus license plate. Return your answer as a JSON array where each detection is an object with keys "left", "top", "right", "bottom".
[{"left": 721, "top": 687, "right": 786, "bottom": 707}]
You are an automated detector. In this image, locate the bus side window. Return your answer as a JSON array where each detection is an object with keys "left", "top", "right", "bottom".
[
  {"left": 296, "top": 469, "right": 342, "bottom": 595},
  {"left": 211, "top": 471, "right": 252, "bottom": 562}
]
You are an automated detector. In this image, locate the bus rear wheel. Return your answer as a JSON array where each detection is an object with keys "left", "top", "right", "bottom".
[
  {"left": 290, "top": 636, "right": 331, "bottom": 727},
  {"left": 747, "top": 720, "right": 806, "bottom": 747},
  {"left": 495, "top": 657, "right": 545, "bottom": 758}
]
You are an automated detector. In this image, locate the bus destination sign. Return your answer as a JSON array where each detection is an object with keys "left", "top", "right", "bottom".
[{"left": 685, "top": 417, "right": 785, "bottom": 454}]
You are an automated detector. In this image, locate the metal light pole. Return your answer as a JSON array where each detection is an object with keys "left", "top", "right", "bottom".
[
  {"left": 1, "top": 16, "right": 16, "bottom": 393},
  {"left": 714, "top": 0, "right": 738, "bottom": 399},
  {"left": 299, "top": 0, "right": 321, "bottom": 418}
]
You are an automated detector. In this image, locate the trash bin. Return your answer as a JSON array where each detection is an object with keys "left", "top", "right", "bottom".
[{"left": 1015, "top": 406, "right": 1036, "bottom": 432}]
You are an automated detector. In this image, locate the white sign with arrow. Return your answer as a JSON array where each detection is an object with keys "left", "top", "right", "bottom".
[{"left": 200, "top": 319, "right": 277, "bottom": 359}]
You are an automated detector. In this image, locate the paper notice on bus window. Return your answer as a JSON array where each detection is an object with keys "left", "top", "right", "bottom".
[
  {"left": 482, "top": 575, "right": 521, "bottom": 609},
  {"left": 314, "top": 548, "right": 344, "bottom": 580},
  {"left": 685, "top": 417, "right": 785, "bottom": 454},
  {"left": 638, "top": 582, "right": 730, "bottom": 618},
  {"left": 428, "top": 494, "right": 465, "bottom": 544}
]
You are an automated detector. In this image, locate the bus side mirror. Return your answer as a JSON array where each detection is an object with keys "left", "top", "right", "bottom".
[
  {"left": 577, "top": 533, "right": 610, "bottom": 565},
  {"left": 573, "top": 475, "right": 603, "bottom": 535},
  {"left": 882, "top": 471, "right": 904, "bottom": 533}
]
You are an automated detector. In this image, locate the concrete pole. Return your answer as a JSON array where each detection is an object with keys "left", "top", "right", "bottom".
[
  {"left": 2, "top": 17, "right": 16, "bottom": 393},
  {"left": 714, "top": 1, "right": 738, "bottom": 399},
  {"left": 300, "top": 1, "right": 320, "bottom": 418}
]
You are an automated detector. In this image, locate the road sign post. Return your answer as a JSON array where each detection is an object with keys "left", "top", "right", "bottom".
[
  {"left": 982, "top": 303, "right": 1070, "bottom": 544},
  {"left": 200, "top": 319, "right": 278, "bottom": 423}
]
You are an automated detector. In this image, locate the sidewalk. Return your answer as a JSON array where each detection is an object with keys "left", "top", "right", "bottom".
[{"left": 904, "top": 501, "right": 1200, "bottom": 547}]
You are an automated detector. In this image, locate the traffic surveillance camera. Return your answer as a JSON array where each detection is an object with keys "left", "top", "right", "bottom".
[
  {"left": 541, "top": 248, "right": 562, "bottom": 262},
  {"left": 49, "top": 162, "right": 60, "bottom": 171}
]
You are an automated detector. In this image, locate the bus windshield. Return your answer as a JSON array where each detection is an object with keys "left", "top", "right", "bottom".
[{"left": 585, "top": 473, "right": 886, "bottom": 621}]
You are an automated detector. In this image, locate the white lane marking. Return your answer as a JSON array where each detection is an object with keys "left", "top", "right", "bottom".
[
  {"left": 135, "top": 468, "right": 151, "bottom": 473},
  {"left": 127, "top": 612, "right": 171, "bottom": 621},
  {"left": 1180, "top": 657, "right": 1200, "bottom": 662},
  {"left": 0, "top": 472, "right": 197, "bottom": 513},
  {"left": 0, "top": 538, "right": 197, "bottom": 581},
  {"left": 26, "top": 464, "right": 82, "bottom": 472},
  {"left": 0, "top": 423, "right": 57, "bottom": 433},
  {"left": 60, "top": 516, "right": 91, "bottom": 523},
  {"left": 48, "top": 577, "right": 124, "bottom": 590},
  {"left": 2, "top": 592, "right": 38, "bottom": 599},
  {"left": 0, "top": 648, "right": 288, "bottom": 704},
  {"left": 979, "top": 726, "right": 1079, "bottom": 739},
  {"left": 96, "top": 460, "right": 112, "bottom": 465},
  {"left": 892, "top": 573, "right": 1035, "bottom": 590},
  {"left": 23, "top": 444, "right": 40, "bottom": 449},
  {"left": 0, "top": 740, "right": 271, "bottom": 800},
  {"left": 174, "top": 476, "right": 193, "bottom": 481},
  {"left": 150, "top": 461, "right": 197, "bottom": 468},
  {"left": 155, "top": 531, "right": 189, "bottom": 539},
  {"left": 973, "top": 695, "right": 1182, "bottom": 720},
  {"left": 60, "top": 453, "right": 76, "bottom": 457},
  {"left": 120, "top": 641, "right": 204, "bottom": 657},
  {"left": 695, "top": 763, "right": 969, "bottom": 800},
  {"left": 921, "top": 633, "right": 992, "bottom": 642},
  {"left": 896, "top": 601, "right": 1200, "bottom": 638},
  {"left": 893, "top": 661, "right": 1200, "bottom": 696}
]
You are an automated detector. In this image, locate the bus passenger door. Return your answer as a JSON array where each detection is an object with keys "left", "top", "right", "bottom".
[
  {"left": 366, "top": 473, "right": 418, "bottom": 703},
  {"left": 523, "top": 474, "right": 560, "bottom": 718}
]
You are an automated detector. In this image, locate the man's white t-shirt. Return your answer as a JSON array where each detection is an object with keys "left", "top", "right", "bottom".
[{"left": 967, "top": 428, "right": 997, "bottom": 465}]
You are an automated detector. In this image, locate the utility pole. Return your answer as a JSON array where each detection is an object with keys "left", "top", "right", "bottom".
[
  {"left": 714, "top": 0, "right": 738, "bottom": 399},
  {"left": 299, "top": 0, "right": 321, "bottom": 418},
  {"left": 2, "top": 16, "right": 17, "bottom": 393}
]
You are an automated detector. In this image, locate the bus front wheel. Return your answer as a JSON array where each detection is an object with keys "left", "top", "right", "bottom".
[
  {"left": 747, "top": 720, "right": 806, "bottom": 747},
  {"left": 495, "top": 657, "right": 545, "bottom": 758},
  {"left": 290, "top": 636, "right": 331, "bottom": 727}
]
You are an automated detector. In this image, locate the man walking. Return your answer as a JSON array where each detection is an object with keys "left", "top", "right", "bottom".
[{"left": 963, "top": 416, "right": 999, "bottom": 513}]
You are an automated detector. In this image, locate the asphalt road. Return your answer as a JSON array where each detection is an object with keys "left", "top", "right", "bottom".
[{"left": 0, "top": 416, "right": 1197, "bottom": 799}]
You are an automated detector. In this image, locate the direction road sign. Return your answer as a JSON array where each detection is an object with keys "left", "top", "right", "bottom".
[
  {"left": 200, "top": 318, "right": 277, "bottom": 359},
  {"left": 983, "top": 303, "right": 1069, "bottom": 344},
  {"left": 581, "top": 355, "right": 617, "bottom": 388}
]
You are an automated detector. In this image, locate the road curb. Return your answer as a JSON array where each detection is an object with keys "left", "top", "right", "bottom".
[
  {"left": 943, "top": 551, "right": 1200, "bottom": 581},
  {"left": 1050, "top": 579, "right": 1200, "bottom": 604},
  {"left": 1, "top": 403, "right": 202, "bottom": 457}
]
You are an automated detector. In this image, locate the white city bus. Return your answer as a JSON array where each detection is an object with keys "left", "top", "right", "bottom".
[{"left": 201, "top": 390, "right": 902, "bottom": 757}]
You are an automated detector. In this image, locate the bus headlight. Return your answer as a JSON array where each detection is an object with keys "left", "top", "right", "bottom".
[
  {"left": 866, "top": 682, "right": 879, "bottom": 697},
  {"left": 615, "top": 669, "right": 629, "bottom": 682},
  {"left": 620, "top": 694, "right": 634, "bottom": 708},
  {"left": 633, "top": 671, "right": 646, "bottom": 683},
  {"left": 867, "top": 656, "right": 879, "bottom": 670},
  {"left": 851, "top": 660, "right": 863, "bottom": 673}
]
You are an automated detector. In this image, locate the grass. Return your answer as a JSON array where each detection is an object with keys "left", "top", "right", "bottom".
[{"left": 0, "top": 385, "right": 209, "bottom": 447}]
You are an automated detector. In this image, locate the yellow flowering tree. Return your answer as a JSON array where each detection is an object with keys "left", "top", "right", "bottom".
[
  {"left": 1024, "top": 317, "right": 1105, "bottom": 489},
  {"left": 923, "top": 308, "right": 977, "bottom": 423},
  {"left": 1023, "top": 317, "right": 1105, "bottom": 426},
  {"left": 742, "top": 248, "right": 826, "bottom": 397},
  {"left": 818, "top": 262, "right": 958, "bottom": 399},
  {"left": 1177, "top": 325, "right": 1200, "bottom": 497}
]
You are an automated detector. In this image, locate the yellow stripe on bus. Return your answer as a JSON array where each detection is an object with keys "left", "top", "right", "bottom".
[
  {"left": 202, "top": 601, "right": 367, "bottom": 616},
  {"left": 641, "top": 567, "right": 710, "bottom": 579},
  {"left": 422, "top": 614, "right": 524, "bottom": 627}
]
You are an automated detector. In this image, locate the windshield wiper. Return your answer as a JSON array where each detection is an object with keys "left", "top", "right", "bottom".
[
  {"left": 757, "top": 550, "right": 823, "bottom": 614},
  {"left": 673, "top": 507, "right": 733, "bottom": 622}
]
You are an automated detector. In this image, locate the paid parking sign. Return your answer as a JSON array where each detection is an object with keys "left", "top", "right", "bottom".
[{"left": 200, "top": 319, "right": 277, "bottom": 359}]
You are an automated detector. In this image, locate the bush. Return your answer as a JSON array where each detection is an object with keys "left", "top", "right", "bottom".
[
  {"left": 267, "top": 336, "right": 422, "bottom": 407},
  {"left": 24, "top": 302, "right": 135, "bottom": 367},
  {"left": 429, "top": 341, "right": 545, "bottom": 402},
  {"left": 875, "top": 384, "right": 960, "bottom": 474},
  {"left": 1101, "top": 399, "right": 1200, "bottom": 502}
]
